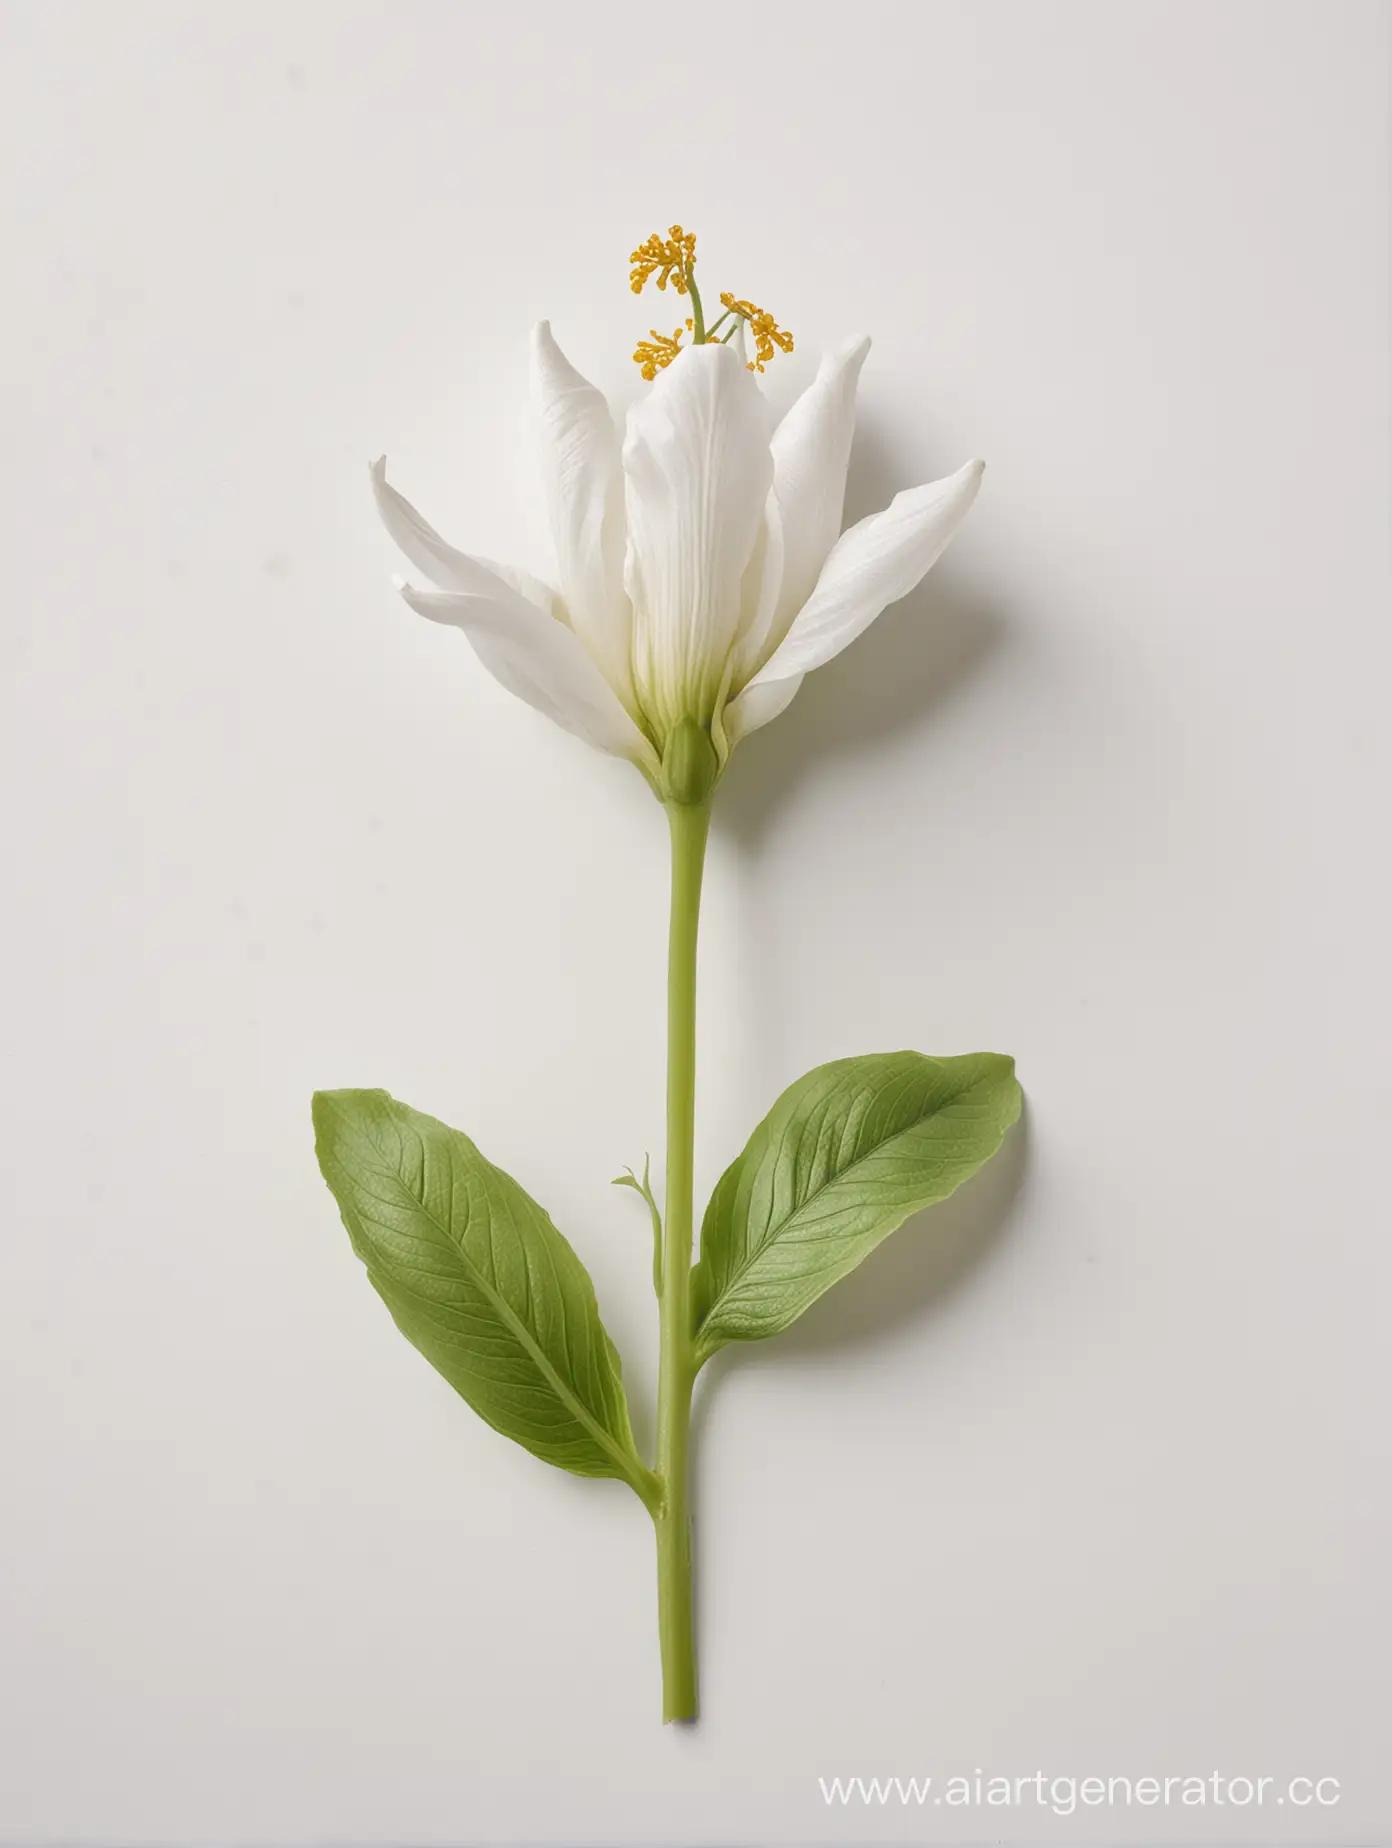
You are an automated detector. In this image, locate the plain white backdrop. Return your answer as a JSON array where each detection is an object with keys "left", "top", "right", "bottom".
[{"left": 2, "top": 2, "right": 1388, "bottom": 1843}]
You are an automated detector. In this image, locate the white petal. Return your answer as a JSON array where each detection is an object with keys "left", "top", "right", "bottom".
[
  {"left": 531, "top": 323, "right": 632, "bottom": 699},
  {"left": 480, "top": 560, "right": 563, "bottom": 622},
  {"left": 397, "top": 580, "right": 657, "bottom": 771},
  {"left": 371, "top": 457, "right": 560, "bottom": 617},
  {"left": 724, "top": 672, "right": 805, "bottom": 743},
  {"left": 623, "top": 342, "right": 772, "bottom": 736},
  {"left": 748, "top": 459, "right": 984, "bottom": 686},
  {"left": 735, "top": 337, "right": 871, "bottom": 680},
  {"left": 735, "top": 491, "right": 785, "bottom": 680}
]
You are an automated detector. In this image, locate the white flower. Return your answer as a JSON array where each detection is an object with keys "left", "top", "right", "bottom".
[{"left": 372, "top": 324, "right": 983, "bottom": 796}]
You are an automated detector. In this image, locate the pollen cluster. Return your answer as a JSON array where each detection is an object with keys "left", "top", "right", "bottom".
[
  {"left": 629, "top": 226, "right": 697, "bottom": 296},
  {"left": 632, "top": 321, "right": 693, "bottom": 382},
  {"left": 718, "top": 293, "right": 795, "bottom": 373},
  {"left": 628, "top": 224, "right": 794, "bottom": 377}
]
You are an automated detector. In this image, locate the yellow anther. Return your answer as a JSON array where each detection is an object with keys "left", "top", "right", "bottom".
[
  {"left": 633, "top": 324, "right": 688, "bottom": 381},
  {"left": 630, "top": 225, "right": 697, "bottom": 296},
  {"left": 719, "top": 293, "right": 795, "bottom": 372}
]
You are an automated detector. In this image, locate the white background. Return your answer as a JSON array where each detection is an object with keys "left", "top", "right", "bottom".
[{"left": 2, "top": 2, "right": 1388, "bottom": 1843}]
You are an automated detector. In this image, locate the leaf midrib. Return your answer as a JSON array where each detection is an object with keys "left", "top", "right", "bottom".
[
  {"left": 356, "top": 1151, "right": 650, "bottom": 1499},
  {"left": 698, "top": 1073, "right": 1001, "bottom": 1330}
]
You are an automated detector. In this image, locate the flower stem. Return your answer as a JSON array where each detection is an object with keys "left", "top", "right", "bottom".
[
  {"left": 685, "top": 267, "right": 707, "bottom": 344},
  {"left": 654, "top": 795, "right": 710, "bottom": 1722}
]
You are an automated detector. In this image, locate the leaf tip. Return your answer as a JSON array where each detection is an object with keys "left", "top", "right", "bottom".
[{"left": 311, "top": 1085, "right": 399, "bottom": 1156}]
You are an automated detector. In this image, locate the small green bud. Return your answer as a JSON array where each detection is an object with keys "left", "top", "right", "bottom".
[{"left": 662, "top": 716, "right": 720, "bottom": 806}]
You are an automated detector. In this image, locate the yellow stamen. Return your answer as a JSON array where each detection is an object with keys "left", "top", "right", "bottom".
[
  {"left": 627, "top": 226, "right": 797, "bottom": 378},
  {"left": 632, "top": 322, "right": 692, "bottom": 381},
  {"left": 719, "top": 292, "right": 795, "bottom": 372},
  {"left": 630, "top": 226, "right": 697, "bottom": 296}
]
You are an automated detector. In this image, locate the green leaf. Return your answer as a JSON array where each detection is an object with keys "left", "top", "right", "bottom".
[
  {"left": 312, "top": 1088, "right": 657, "bottom": 1505},
  {"left": 692, "top": 1051, "right": 1021, "bottom": 1359}
]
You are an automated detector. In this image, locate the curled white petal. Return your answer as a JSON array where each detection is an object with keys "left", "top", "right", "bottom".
[
  {"left": 531, "top": 323, "right": 632, "bottom": 700},
  {"left": 397, "top": 579, "right": 658, "bottom": 772},
  {"left": 748, "top": 459, "right": 985, "bottom": 687},
  {"left": 623, "top": 343, "right": 772, "bottom": 738},
  {"left": 724, "top": 671, "right": 805, "bottom": 744},
  {"left": 371, "top": 457, "right": 559, "bottom": 617},
  {"left": 736, "top": 337, "right": 871, "bottom": 679},
  {"left": 479, "top": 559, "right": 563, "bottom": 622}
]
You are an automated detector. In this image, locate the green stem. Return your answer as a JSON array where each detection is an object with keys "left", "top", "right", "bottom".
[
  {"left": 654, "top": 796, "right": 710, "bottom": 1722},
  {"left": 685, "top": 268, "right": 707, "bottom": 344}
]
